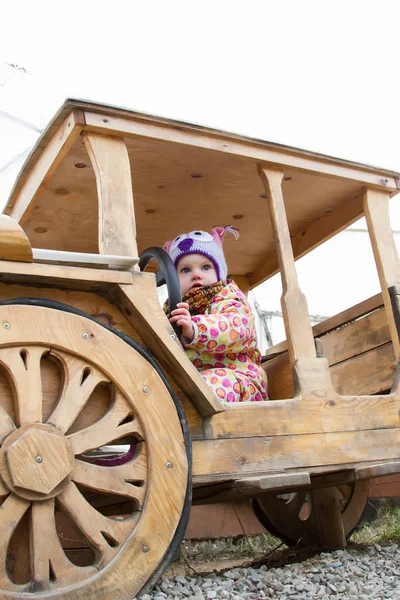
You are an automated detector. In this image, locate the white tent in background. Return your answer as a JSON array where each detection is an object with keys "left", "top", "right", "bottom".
[{"left": 0, "top": 62, "right": 65, "bottom": 209}]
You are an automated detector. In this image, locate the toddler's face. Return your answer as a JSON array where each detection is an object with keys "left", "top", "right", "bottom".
[{"left": 176, "top": 253, "right": 218, "bottom": 295}]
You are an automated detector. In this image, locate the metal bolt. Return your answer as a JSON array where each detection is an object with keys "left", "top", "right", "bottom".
[
  {"left": 171, "top": 334, "right": 176, "bottom": 340},
  {"left": 82, "top": 332, "right": 89, "bottom": 339},
  {"left": 3, "top": 323, "right": 10, "bottom": 329},
  {"left": 143, "top": 386, "right": 149, "bottom": 393},
  {"left": 115, "top": 516, "right": 124, "bottom": 521},
  {"left": 142, "top": 545, "right": 149, "bottom": 553},
  {"left": 35, "top": 456, "right": 43, "bottom": 463},
  {"left": 166, "top": 461, "right": 173, "bottom": 469}
]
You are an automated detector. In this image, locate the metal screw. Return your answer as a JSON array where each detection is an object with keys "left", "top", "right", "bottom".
[
  {"left": 82, "top": 332, "right": 89, "bottom": 339},
  {"left": 166, "top": 461, "right": 173, "bottom": 469},
  {"left": 143, "top": 386, "right": 149, "bottom": 393},
  {"left": 3, "top": 323, "right": 10, "bottom": 329},
  {"left": 35, "top": 456, "right": 43, "bottom": 463},
  {"left": 142, "top": 545, "right": 149, "bottom": 553},
  {"left": 115, "top": 516, "right": 124, "bottom": 521},
  {"left": 171, "top": 334, "right": 176, "bottom": 340}
]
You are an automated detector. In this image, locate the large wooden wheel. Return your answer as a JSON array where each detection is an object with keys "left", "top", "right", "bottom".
[
  {"left": 0, "top": 301, "right": 191, "bottom": 599},
  {"left": 253, "top": 481, "right": 369, "bottom": 548}
]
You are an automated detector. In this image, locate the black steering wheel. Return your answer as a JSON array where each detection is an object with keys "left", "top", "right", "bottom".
[{"left": 138, "top": 247, "right": 182, "bottom": 339}]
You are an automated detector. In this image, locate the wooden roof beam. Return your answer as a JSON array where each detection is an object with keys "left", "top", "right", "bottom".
[
  {"left": 7, "top": 110, "right": 85, "bottom": 226},
  {"left": 250, "top": 192, "right": 364, "bottom": 287},
  {"left": 83, "top": 111, "right": 399, "bottom": 191}
]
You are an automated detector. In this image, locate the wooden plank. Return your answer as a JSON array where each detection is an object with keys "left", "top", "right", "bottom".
[
  {"left": 320, "top": 306, "right": 390, "bottom": 366},
  {"left": 83, "top": 110, "right": 399, "bottom": 191},
  {"left": 192, "top": 471, "right": 311, "bottom": 504},
  {"left": 8, "top": 110, "right": 85, "bottom": 226},
  {"left": 205, "top": 389, "right": 400, "bottom": 440},
  {"left": 0, "top": 215, "right": 32, "bottom": 263},
  {"left": 185, "top": 502, "right": 264, "bottom": 539},
  {"left": 263, "top": 339, "right": 396, "bottom": 400},
  {"left": 251, "top": 193, "right": 364, "bottom": 286},
  {"left": 0, "top": 259, "right": 133, "bottom": 289},
  {"left": 364, "top": 188, "right": 400, "bottom": 359},
  {"left": 258, "top": 167, "right": 315, "bottom": 363},
  {"left": 113, "top": 274, "right": 225, "bottom": 416},
  {"left": 83, "top": 133, "right": 138, "bottom": 257},
  {"left": 264, "top": 293, "right": 384, "bottom": 359},
  {"left": 331, "top": 342, "right": 396, "bottom": 395},
  {"left": 370, "top": 475, "right": 400, "bottom": 497},
  {"left": 192, "top": 427, "right": 400, "bottom": 479}
]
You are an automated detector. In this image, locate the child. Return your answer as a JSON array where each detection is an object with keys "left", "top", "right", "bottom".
[{"left": 163, "top": 226, "right": 268, "bottom": 402}]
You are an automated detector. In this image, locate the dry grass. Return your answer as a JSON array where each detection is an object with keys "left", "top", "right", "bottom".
[
  {"left": 178, "top": 502, "right": 400, "bottom": 566},
  {"left": 351, "top": 502, "right": 400, "bottom": 546}
]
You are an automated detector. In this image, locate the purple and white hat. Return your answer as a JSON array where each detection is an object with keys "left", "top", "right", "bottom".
[{"left": 163, "top": 226, "right": 239, "bottom": 281}]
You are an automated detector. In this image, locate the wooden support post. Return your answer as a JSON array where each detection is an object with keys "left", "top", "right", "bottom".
[
  {"left": 364, "top": 188, "right": 400, "bottom": 360},
  {"left": 258, "top": 167, "right": 315, "bottom": 363},
  {"left": 258, "top": 166, "right": 336, "bottom": 398},
  {"left": 83, "top": 133, "right": 138, "bottom": 257}
]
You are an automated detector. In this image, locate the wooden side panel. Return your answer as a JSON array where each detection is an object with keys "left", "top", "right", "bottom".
[
  {"left": 8, "top": 110, "right": 85, "bottom": 226},
  {"left": 192, "top": 428, "right": 400, "bottom": 480}
]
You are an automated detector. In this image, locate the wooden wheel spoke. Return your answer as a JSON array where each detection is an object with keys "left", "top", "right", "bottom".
[
  {"left": 48, "top": 352, "right": 110, "bottom": 433},
  {"left": 0, "top": 478, "right": 9, "bottom": 496},
  {"left": 31, "top": 499, "right": 96, "bottom": 589},
  {"left": 0, "top": 346, "right": 47, "bottom": 426},
  {"left": 0, "top": 494, "right": 30, "bottom": 589},
  {"left": 0, "top": 406, "right": 15, "bottom": 445},
  {"left": 73, "top": 457, "right": 146, "bottom": 505},
  {"left": 68, "top": 390, "right": 144, "bottom": 455},
  {"left": 58, "top": 482, "right": 132, "bottom": 567}
]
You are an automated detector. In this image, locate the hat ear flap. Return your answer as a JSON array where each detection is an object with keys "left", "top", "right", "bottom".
[
  {"left": 163, "top": 240, "right": 173, "bottom": 253},
  {"left": 211, "top": 226, "right": 226, "bottom": 244},
  {"left": 211, "top": 225, "right": 240, "bottom": 244}
]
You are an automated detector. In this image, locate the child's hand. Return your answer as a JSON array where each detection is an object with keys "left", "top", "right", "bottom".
[{"left": 170, "top": 302, "right": 194, "bottom": 342}]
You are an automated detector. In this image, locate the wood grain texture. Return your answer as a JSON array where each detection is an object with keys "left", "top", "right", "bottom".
[
  {"left": 364, "top": 188, "right": 400, "bottom": 359},
  {"left": 264, "top": 293, "right": 384, "bottom": 358},
  {"left": 114, "top": 274, "right": 225, "bottom": 416},
  {"left": 251, "top": 193, "right": 364, "bottom": 286},
  {"left": 0, "top": 304, "right": 188, "bottom": 599},
  {"left": 83, "top": 110, "right": 399, "bottom": 190},
  {"left": 0, "top": 215, "right": 32, "bottom": 263},
  {"left": 192, "top": 427, "right": 400, "bottom": 479},
  {"left": 259, "top": 167, "right": 316, "bottom": 363},
  {"left": 0, "top": 259, "right": 133, "bottom": 289},
  {"left": 204, "top": 391, "right": 400, "bottom": 439},
  {"left": 9, "top": 110, "right": 85, "bottom": 226},
  {"left": 83, "top": 133, "right": 137, "bottom": 257}
]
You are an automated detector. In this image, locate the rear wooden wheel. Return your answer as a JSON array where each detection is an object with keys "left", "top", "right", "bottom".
[
  {"left": 253, "top": 481, "right": 369, "bottom": 548},
  {"left": 0, "top": 301, "right": 190, "bottom": 599}
]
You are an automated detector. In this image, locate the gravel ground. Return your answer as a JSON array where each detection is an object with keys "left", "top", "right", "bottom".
[{"left": 139, "top": 543, "right": 400, "bottom": 600}]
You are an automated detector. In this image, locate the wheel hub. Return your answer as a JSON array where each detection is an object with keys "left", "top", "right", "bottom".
[{"left": 0, "top": 424, "right": 74, "bottom": 500}]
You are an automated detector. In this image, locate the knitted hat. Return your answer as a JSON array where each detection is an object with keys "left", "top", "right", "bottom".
[{"left": 163, "top": 226, "right": 239, "bottom": 281}]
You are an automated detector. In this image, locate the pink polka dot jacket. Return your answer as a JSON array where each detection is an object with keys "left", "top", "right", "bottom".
[{"left": 183, "top": 281, "right": 269, "bottom": 402}]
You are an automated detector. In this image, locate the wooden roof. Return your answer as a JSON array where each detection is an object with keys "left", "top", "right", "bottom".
[{"left": 4, "top": 99, "right": 400, "bottom": 287}]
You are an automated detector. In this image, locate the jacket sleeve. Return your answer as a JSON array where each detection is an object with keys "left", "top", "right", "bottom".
[{"left": 183, "top": 297, "right": 257, "bottom": 355}]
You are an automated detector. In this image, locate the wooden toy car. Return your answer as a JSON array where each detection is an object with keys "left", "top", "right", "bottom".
[{"left": 0, "top": 98, "right": 399, "bottom": 598}]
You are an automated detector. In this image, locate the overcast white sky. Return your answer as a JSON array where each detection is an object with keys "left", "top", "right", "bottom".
[{"left": 1, "top": 0, "right": 400, "bottom": 343}]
